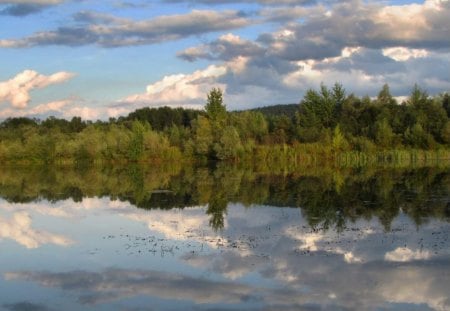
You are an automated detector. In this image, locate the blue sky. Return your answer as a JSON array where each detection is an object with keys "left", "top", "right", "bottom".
[{"left": 0, "top": 0, "right": 449, "bottom": 120}]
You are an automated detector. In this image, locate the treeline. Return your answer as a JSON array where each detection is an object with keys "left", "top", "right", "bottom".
[{"left": 0, "top": 84, "right": 449, "bottom": 164}]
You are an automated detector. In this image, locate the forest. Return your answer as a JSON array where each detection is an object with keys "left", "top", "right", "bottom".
[{"left": 0, "top": 83, "right": 449, "bottom": 165}]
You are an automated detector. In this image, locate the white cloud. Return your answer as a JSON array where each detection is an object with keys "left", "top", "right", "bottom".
[
  {"left": 382, "top": 47, "right": 429, "bottom": 61},
  {"left": 0, "top": 70, "right": 74, "bottom": 109},
  {"left": 120, "top": 64, "right": 226, "bottom": 110},
  {"left": 0, "top": 99, "right": 73, "bottom": 119},
  {"left": 62, "top": 106, "right": 102, "bottom": 120}
]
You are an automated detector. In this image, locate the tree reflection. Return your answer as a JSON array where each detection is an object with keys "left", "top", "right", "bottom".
[{"left": 0, "top": 163, "right": 448, "bottom": 231}]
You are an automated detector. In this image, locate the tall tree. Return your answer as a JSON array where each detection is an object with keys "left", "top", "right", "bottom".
[
  {"left": 377, "top": 83, "right": 397, "bottom": 106},
  {"left": 205, "top": 88, "right": 227, "bottom": 123},
  {"left": 297, "top": 83, "right": 346, "bottom": 142}
]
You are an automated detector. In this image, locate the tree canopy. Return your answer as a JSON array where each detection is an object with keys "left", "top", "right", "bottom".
[{"left": 0, "top": 83, "right": 449, "bottom": 164}]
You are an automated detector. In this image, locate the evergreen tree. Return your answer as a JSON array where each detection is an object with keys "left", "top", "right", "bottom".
[
  {"left": 377, "top": 83, "right": 397, "bottom": 106},
  {"left": 205, "top": 88, "right": 227, "bottom": 123}
]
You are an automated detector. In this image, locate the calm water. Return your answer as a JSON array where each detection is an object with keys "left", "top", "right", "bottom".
[{"left": 0, "top": 165, "right": 449, "bottom": 311}]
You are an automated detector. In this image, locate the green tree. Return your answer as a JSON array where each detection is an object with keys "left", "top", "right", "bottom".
[
  {"left": 128, "top": 121, "right": 146, "bottom": 161},
  {"left": 441, "top": 121, "right": 450, "bottom": 144},
  {"left": 298, "top": 83, "right": 346, "bottom": 142},
  {"left": 377, "top": 83, "right": 397, "bottom": 106},
  {"left": 375, "top": 118, "right": 394, "bottom": 148},
  {"left": 214, "top": 126, "right": 243, "bottom": 160},
  {"left": 407, "top": 84, "right": 429, "bottom": 108},
  {"left": 205, "top": 88, "right": 227, "bottom": 123},
  {"left": 405, "top": 123, "right": 428, "bottom": 148},
  {"left": 442, "top": 93, "right": 450, "bottom": 117},
  {"left": 231, "top": 111, "right": 268, "bottom": 143},
  {"left": 192, "top": 116, "right": 213, "bottom": 157},
  {"left": 332, "top": 125, "right": 348, "bottom": 152}
]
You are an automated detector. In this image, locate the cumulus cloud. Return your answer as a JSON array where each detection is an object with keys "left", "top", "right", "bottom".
[
  {"left": 118, "top": 64, "right": 226, "bottom": 111},
  {"left": 0, "top": 99, "right": 73, "bottom": 119},
  {"left": 0, "top": 70, "right": 74, "bottom": 109},
  {"left": 170, "top": 1, "right": 450, "bottom": 106},
  {"left": 0, "top": 9, "right": 250, "bottom": 48},
  {"left": 257, "top": 0, "right": 450, "bottom": 61}
]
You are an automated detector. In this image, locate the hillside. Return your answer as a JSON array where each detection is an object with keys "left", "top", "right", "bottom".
[{"left": 247, "top": 104, "right": 299, "bottom": 118}]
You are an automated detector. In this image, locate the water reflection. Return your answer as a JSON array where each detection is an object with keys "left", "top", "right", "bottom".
[
  {"left": 0, "top": 165, "right": 448, "bottom": 230},
  {"left": 0, "top": 165, "right": 449, "bottom": 310},
  {"left": 0, "top": 211, "right": 72, "bottom": 249}
]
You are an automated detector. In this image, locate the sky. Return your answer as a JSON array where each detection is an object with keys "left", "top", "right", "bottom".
[{"left": 0, "top": 0, "right": 449, "bottom": 120}]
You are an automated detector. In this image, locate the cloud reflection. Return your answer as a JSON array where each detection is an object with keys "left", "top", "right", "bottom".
[
  {"left": 385, "top": 247, "right": 431, "bottom": 262},
  {"left": 4, "top": 269, "right": 257, "bottom": 306},
  {"left": 0, "top": 211, "right": 72, "bottom": 249},
  {"left": 4, "top": 260, "right": 450, "bottom": 311}
]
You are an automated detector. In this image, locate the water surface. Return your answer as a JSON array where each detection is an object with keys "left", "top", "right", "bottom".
[{"left": 0, "top": 165, "right": 449, "bottom": 311}]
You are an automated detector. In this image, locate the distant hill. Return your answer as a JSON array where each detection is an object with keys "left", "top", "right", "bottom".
[{"left": 246, "top": 104, "right": 299, "bottom": 117}]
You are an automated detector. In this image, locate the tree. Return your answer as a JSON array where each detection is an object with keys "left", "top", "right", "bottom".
[
  {"left": 375, "top": 118, "right": 394, "bottom": 148},
  {"left": 332, "top": 125, "right": 348, "bottom": 152},
  {"left": 128, "top": 121, "right": 146, "bottom": 161},
  {"left": 405, "top": 123, "right": 428, "bottom": 148},
  {"left": 214, "top": 126, "right": 243, "bottom": 160},
  {"left": 205, "top": 88, "right": 227, "bottom": 123},
  {"left": 407, "top": 84, "right": 429, "bottom": 108},
  {"left": 299, "top": 83, "right": 345, "bottom": 130},
  {"left": 231, "top": 111, "right": 268, "bottom": 143},
  {"left": 377, "top": 84, "right": 397, "bottom": 106},
  {"left": 443, "top": 93, "right": 450, "bottom": 118},
  {"left": 441, "top": 121, "right": 450, "bottom": 144},
  {"left": 192, "top": 116, "right": 213, "bottom": 157}
]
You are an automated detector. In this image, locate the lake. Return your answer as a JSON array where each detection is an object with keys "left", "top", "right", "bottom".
[{"left": 0, "top": 165, "right": 449, "bottom": 311}]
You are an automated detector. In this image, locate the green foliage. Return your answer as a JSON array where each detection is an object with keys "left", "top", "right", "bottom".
[
  {"left": 205, "top": 88, "right": 227, "bottom": 123},
  {"left": 332, "top": 125, "right": 349, "bottom": 152},
  {"left": 250, "top": 104, "right": 299, "bottom": 118},
  {"left": 0, "top": 83, "right": 448, "bottom": 165},
  {"left": 374, "top": 118, "right": 394, "bottom": 148},
  {"left": 192, "top": 116, "right": 213, "bottom": 157},
  {"left": 231, "top": 111, "right": 268, "bottom": 143},
  {"left": 128, "top": 121, "right": 146, "bottom": 161},
  {"left": 214, "top": 126, "right": 244, "bottom": 160},
  {"left": 441, "top": 121, "right": 450, "bottom": 144},
  {"left": 123, "top": 106, "right": 202, "bottom": 131},
  {"left": 443, "top": 93, "right": 450, "bottom": 117},
  {"left": 407, "top": 84, "right": 429, "bottom": 108},
  {"left": 405, "top": 123, "right": 429, "bottom": 148},
  {"left": 376, "top": 83, "right": 397, "bottom": 106},
  {"left": 299, "top": 83, "right": 344, "bottom": 129}
]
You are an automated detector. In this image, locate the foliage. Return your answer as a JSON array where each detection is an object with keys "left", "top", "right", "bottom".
[
  {"left": 0, "top": 83, "right": 449, "bottom": 165},
  {"left": 205, "top": 88, "right": 227, "bottom": 123}
]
